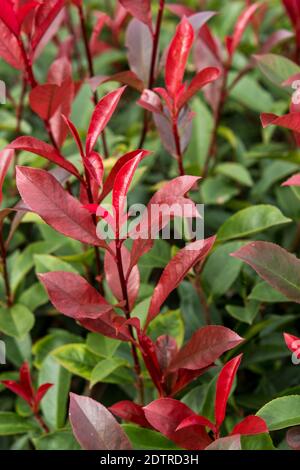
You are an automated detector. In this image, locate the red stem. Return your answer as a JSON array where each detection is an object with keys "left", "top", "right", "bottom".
[
  {"left": 34, "top": 412, "right": 49, "bottom": 434},
  {"left": 173, "top": 120, "right": 185, "bottom": 176},
  {"left": 77, "top": 4, "right": 109, "bottom": 158},
  {"left": 138, "top": 0, "right": 165, "bottom": 148}
]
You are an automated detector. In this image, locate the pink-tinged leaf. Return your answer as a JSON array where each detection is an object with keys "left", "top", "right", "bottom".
[
  {"left": 17, "top": 1, "right": 39, "bottom": 27},
  {"left": 153, "top": 107, "right": 193, "bottom": 157},
  {"left": 104, "top": 244, "right": 140, "bottom": 310},
  {"left": 286, "top": 426, "right": 300, "bottom": 450},
  {"left": 282, "top": 173, "right": 300, "bottom": 187},
  {"left": 62, "top": 115, "right": 85, "bottom": 158},
  {"left": 165, "top": 4, "right": 195, "bottom": 18},
  {"left": 283, "top": 0, "right": 300, "bottom": 48},
  {"left": 187, "top": 12, "right": 217, "bottom": 34},
  {"left": 130, "top": 175, "right": 201, "bottom": 269},
  {"left": 284, "top": 332, "right": 300, "bottom": 353},
  {"left": 29, "top": 84, "right": 66, "bottom": 121},
  {"left": 146, "top": 237, "right": 216, "bottom": 327},
  {"left": 178, "top": 67, "right": 221, "bottom": 109},
  {"left": 205, "top": 435, "right": 241, "bottom": 450},
  {"left": 84, "top": 151, "right": 104, "bottom": 187},
  {"left": 215, "top": 354, "right": 242, "bottom": 429},
  {"left": 78, "top": 311, "right": 133, "bottom": 342},
  {"left": 31, "top": 0, "right": 65, "bottom": 53},
  {"left": 34, "top": 383, "right": 53, "bottom": 410},
  {"left": 0, "top": 21, "right": 25, "bottom": 70},
  {"left": 125, "top": 18, "right": 155, "bottom": 85},
  {"left": 89, "top": 12, "right": 109, "bottom": 56},
  {"left": 138, "top": 332, "right": 164, "bottom": 395},
  {"left": 137, "top": 89, "right": 163, "bottom": 114},
  {"left": 165, "top": 16, "right": 194, "bottom": 98},
  {"left": 170, "top": 366, "right": 213, "bottom": 397},
  {"left": 109, "top": 401, "right": 151, "bottom": 428},
  {"left": 100, "top": 149, "right": 151, "bottom": 203},
  {"left": 231, "top": 415, "right": 268, "bottom": 436},
  {"left": 261, "top": 112, "right": 300, "bottom": 134},
  {"left": 69, "top": 394, "right": 132, "bottom": 450},
  {"left": 120, "top": 0, "right": 152, "bottom": 30},
  {"left": 9, "top": 137, "right": 81, "bottom": 179},
  {"left": 144, "top": 398, "right": 211, "bottom": 450},
  {"left": 86, "top": 87, "right": 126, "bottom": 155},
  {"left": 0, "top": 149, "right": 14, "bottom": 204},
  {"left": 155, "top": 335, "right": 178, "bottom": 372},
  {"left": 90, "top": 71, "right": 144, "bottom": 93},
  {"left": 16, "top": 166, "right": 104, "bottom": 247},
  {"left": 176, "top": 415, "right": 216, "bottom": 433},
  {"left": 226, "top": 3, "right": 262, "bottom": 57},
  {"left": 168, "top": 326, "right": 244, "bottom": 372},
  {"left": 38, "top": 271, "right": 112, "bottom": 319},
  {"left": 112, "top": 151, "right": 147, "bottom": 232},
  {"left": 0, "top": 0, "right": 20, "bottom": 37},
  {"left": 231, "top": 241, "right": 300, "bottom": 303},
  {"left": 1, "top": 380, "right": 32, "bottom": 404},
  {"left": 261, "top": 29, "right": 294, "bottom": 54}
]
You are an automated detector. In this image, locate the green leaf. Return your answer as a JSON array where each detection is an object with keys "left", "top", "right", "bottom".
[
  {"left": 86, "top": 333, "right": 121, "bottom": 358},
  {"left": 215, "top": 163, "right": 253, "bottom": 187},
  {"left": 226, "top": 302, "right": 259, "bottom": 325},
  {"left": 38, "top": 355, "right": 71, "bottom": 430},
  {"left": 248, "top": 282, "right": 290, "bottom": 303},
  {"left": 0, "top": 412, "right": 36, "bottom": 435},
  {"left": 217, "top": 205, "right": 291, "bottom": 242},
  {"left": 241, "top": 433, "right": 276, "bottom": 450},
  {"left": 52, "top": 344, "right": 99, "bottom": 380},
  {"left": 90, "top": 358, "right": 129, "bottom": 387},
  {"left": 17, "top": 283, "right": 48, "bottom": 311},
  {"left": 34, "top": 254, "right": 79, "bottom": 274},
  {"left": 0, "top": 304, "right": 34, "bottom": 339},
  {"left": 201, "top": 175, "right": 239, "bottom": 205},
  {"left": 33, "top": 430, "right": 80, "bottom": 450},
  {"left": 229, "top": 72, "right": 274, "bottom": 112},
  {"left": 257, "top": 396, "right": 300, "bottom": 431},
  {"left": 122, "top": 424, "right": 178, "bottom": 450},
  {"left": 202, "top": 242, "right": 245, "bottom": 298},
  {"left": 148, "top": 309, "right": 184, "bottom": 347},
  {"left": 255, "top": 53, "right": 300, "bottom": 87},
  {"left": 33, "top": 331, "right": 83, "bottom": 368}
]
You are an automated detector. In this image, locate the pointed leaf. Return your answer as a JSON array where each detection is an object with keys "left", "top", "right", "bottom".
[
  {"left": 120, "top": 0, "right": 152, "bottom": 30},
  {"left": 0, "top": 149, "right": 14, "bottom": 204},
  {"left": 29, "top": 84, "right": 65, "bottom": 121},
  {"left": 109, "top": 401, "right": 150, "bottom": 428},
  {"left": 178, "top": 67, "right": 221, "bottom": 109},
  {"left": 226, "top": 3, "right": 262, "bottom": 57},
  {"left": 231, "top": 416, "right": 268, "bottom": 436},
  {"left": 215, "top": 354, "right": 242, "bottom": 429}
]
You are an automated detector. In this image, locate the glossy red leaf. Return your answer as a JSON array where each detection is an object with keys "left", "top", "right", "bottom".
[
  {"left": 84, "top": 151, "right": 104, "bottom": 187},
  {"left": 155, "top": 335, "right": 178, "bottom": 373},
  {"left": 34, "top": 383, "right": 53, "bottom": 410},
  {"left": 86, "top": 87, "right": 126, "bottom": 155},
  {"left": 283, "top": 0, "right": 300, "bottom": 47},
  {"left": 0, "top": 21, "right": 25, "bottom": 70},
  {"left": 62, "top": 115, "right": 85, "bottom": 159},
  {"left": 1, "top": 380, "right": 32, "bottom": 404},
  {"left": 144, "top": 398, "right": 211, "bottom": 450},
  {"left": 100, "top": 149, "right": 151, "bottom": 203},
  {"left": 261, "top": 112, "right": 300, "bottom": 134},
  {"left": 215, "top": 354, "right": 242, "bottom": 429},
  {"left": 176, "top": 414, "right": 216, "bottom": 433},
  {"left": 178, "top": 67, "right": 221, "bottom": 109},
  {"left": 17, "top": 1, "right": 39, "bottom": 27},
  {"left": 0, "top": 149, "right": 14, "bottom": 204},
  {"left": 29, "top": 84, "right": 66, "bottom": 121},
  {"left": 226, "top": 3, "right": 262, "bottom": 57},
  {"left": 31, "top": 0, "right": 65, "bottom": 53},
  {"left": 38, "top": 271, "right": 113, "bottom": 319},
  {"left": 146, "top": 236, "right": 215, "bottom": 327},
  {"left": 120, "top": 0, "right": 152, "bottom": 30},
  {"left": 16, "top": 166, "right": 104, "bottom": 247},
  {"left": 138, "top": 332, "right": 164, "bottom": 395},
  {"left": 231, "top": 415, "right": 268, "bottom": 436},
  {"left": 0, "top": 0, "right": 20, "bottom": 37},
  {"left": 104, "top": 244, "right": 140, "bottom": 310},
  {"left": 137, "top": 89, "right": 163, "bottom": 114},
  {"left": 9, "top": 137, "right": 81, "bottom": 179},
  {"left": 168, "top": 326, "right": 244, "bottom": 372},
  {"left": 284, "top": 332, "right": 300, "bottom": 353},
  {"left": 69, "top": 393, "right": 132, "bottom": 450},
  {"left": 231, "top": 241, "right": 300, "bottom": 303},
  {"left": 19, "top": 362, "right": 34, "bottom": 398},
  {"left": 165, "top": 16, "right": 194, "bottom": 98},
  {"left": 109, "top": 401, "right": 151, "bottom": 428},
  {"left": 282, "top": 173, "right": 300, "bottom": 187}
]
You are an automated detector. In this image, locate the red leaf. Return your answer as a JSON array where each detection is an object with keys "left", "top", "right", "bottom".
[
  {"left": 16, "top": 166, "right": 104, "bottom": 247},
  {"left": 168, "top": 326, "right": 243, "bottom": 372},
  {"left": 226, "top": 3, "right": 262, "bottom": 57},
  {"left": 0, "top": 0, "right": 20, "bottom": 37},
  {"left": 104, "top": 244, "right": 140, "bottom": 310},
  {"left": 84, "top": 151, "right": 104, "bottom": 187},
  {"left": 144, "top": 398, "right": 211, "bottom": 450},
  {"left": 29, "top": 84, "right": 66, "bottom": 121},
  {"left": 155, "top": 335, "right": 178, "bottom": 372},
  {"left": 86, "top": 87, "right": 126, "bottom": 156},
  {"left": 1, "top": 380, "right": 32, "bottom": 404},
  {"left": 215, "top": 354, "right": 242, "bottom": 429},
  {"left": 31, "top": 0, "right": 65, "bottom": 53},
  {"left": 19, "top": 362, "right": 34, "bottom": 399},
  {"left": 90, "top": 71, "right": 144, "bottom": 93},
  {"left": 176, "top": 415, "right": 216, "bottom": 433},
  {"left": 146, "top": 237, "right": 215, "bottom": 327},
  {"left": 69, "top": 393, "right": 132, "bottom": 450},
  {"left": 0, "top": 149, "right": 14, "bottom": 204},
  {"left": 34, "top": 383, "right": 53, "bottom": 410},
  {"left": 120, "top": 0, "right": 152, "bottom": 30},
  {"left": 125, "top": 18, "right": 155, "bottom": 84},
  {"left": 231, "top": 415, "right": 268, "bottom": 436},
  {"left": 100, "top": 149, "right": 151, "bottom": 203},
  {"left": 17, "top": 1, "right": 39, "bottom": 27},
  {"left": 38, "top": 271, "right": 113, "bottom": 319},
  {"left": 137, "top": 89, "right": 163, "bottom": 114},
  {"left": 231, "top": 241, "right": 300, "bottom": 303},
  {"left": 165, "top": 16, "right": 194, "bottom": 99},
  {"left": 109, "top": 401, "right": 151, "bottom": 428},
  {"left": 9, "top": 137, "right": 81, "bottom": 179},
  {"left": 282, "top": 173, "right": 300, "bottom": 187},
  {"left": 0, "top": 21, "right": 25, "bottom": 70},
  {"left": 138, "top": 332, "right": 164, "bottom": 395},
  {"left": 261, "top": 112, "right": 300, "bottom": 134},
  {"left": 178, "top": 67, "right": 221, "bottom": 109},
  {"left": 62, "top": 115, "right": 85, "bottom": 158}
]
